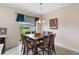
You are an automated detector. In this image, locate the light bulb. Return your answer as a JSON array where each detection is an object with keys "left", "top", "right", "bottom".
[
  {"left": 38, "top": 20, "right": 41, "bottom": 24},
  {"left": 42, "top": 20, "right": 45, "bottom": 23}
]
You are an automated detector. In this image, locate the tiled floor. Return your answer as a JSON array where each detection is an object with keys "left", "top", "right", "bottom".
[{"left": 4, "top": 43, "right": 79, "bottom": 55}]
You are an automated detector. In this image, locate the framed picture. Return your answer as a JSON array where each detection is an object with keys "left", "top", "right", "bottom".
[{"left": 49, "top": 18, "right": 58, "bottom": 29}]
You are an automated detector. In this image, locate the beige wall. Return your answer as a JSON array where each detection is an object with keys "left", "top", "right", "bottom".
[
  {"left": 0, "top": 5, "right": 39, "bottom": 50},
  {"left": 0, "top": 6, "right": 18, "bottom": 49},
  {"left": 42, "top": 4, "right": 79, "bottom": 52}
]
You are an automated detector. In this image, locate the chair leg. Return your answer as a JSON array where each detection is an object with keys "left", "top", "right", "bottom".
[
  {"left": 21, "top": 44, "right": 23, "bottom": 52},
  {"left": 48, "top": 48, "right": 50, "bottom": 55},
  {"left": 33, "top": 47, "right": 37, "bottom": 55},
  {"left": 32, "top": 48, "right": 33, "bottom": 54},
  {"left": 23, "top": 46, "right": 25, "bottom": 55},
  {"left": 26, "top": 43, "right": 28, "bottom": 55},
  {"left": 27, "top": 50, "right": 28, "bottom": 55},
  {"left": 49, "top": 47, "right": 52, "bottom": 55},
  {"left": 52, "top": 45, "right": 56, "bottom": 54},
  {"left": 42, "top": 48, "right": 44, "bottom": 55},
  {"left": 34, "top": 48, "right": 37, "bottom": 55},
  {"left": 53, "top": 47, "right": 56, "bottom": 54}
]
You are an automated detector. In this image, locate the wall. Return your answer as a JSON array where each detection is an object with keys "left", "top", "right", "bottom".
[
  {"left": 0, "top": 5, "right": 39, "bottom": 50},
  {"left": 42, "top": 4, "right": 79, "bottom": 53}
]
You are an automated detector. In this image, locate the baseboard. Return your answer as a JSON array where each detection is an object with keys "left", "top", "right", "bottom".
[{"left": 55, "top": 43, "right": 79, "bottom": 53}]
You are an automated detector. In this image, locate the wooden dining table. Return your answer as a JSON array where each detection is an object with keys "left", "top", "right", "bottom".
[
  {"left": 24, "top": 34, "right": 44, "bottom": 55},
  {"left": 25, "top": 34, "right": 43, "bottom": 41}
]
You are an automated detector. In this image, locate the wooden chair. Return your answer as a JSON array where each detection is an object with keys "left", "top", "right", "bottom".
[
  {"left": 32, "top": 31, "right": 36, "bottom": 34},
  {"left": 49, "top": 34, "right": 56, "bottom": 54},
  {"left": 43, "top": 35, "right": 51, "bottom": 55},
  {"left": 43, "top": 31, "right": 45, "bottom": 34},
  {"left": 22, "top": 35, "right": 34, "bottom": 55},
  {"left": 48, "top": 32, "right": 51, "bottom": 35},
  {"left": 43, "top": 31, "right": 48, "bottom": 36},
  {"left": 36, "top": 35, "right": 51, "bottom": 55},
  {"left": 32, "top": 33, "right": 56, "bottom": 55},
  {"left": 32, "top": 38, "right": 44, "bottom": 55},
  {"left": 21, "top": 34, "right": 24, "bottom": 53},
  {"left": 21, "top": 32, "right": 31, "bottom": 53},
  {"left": 25, "top": 32, "right": 30, "bottom": 34}
]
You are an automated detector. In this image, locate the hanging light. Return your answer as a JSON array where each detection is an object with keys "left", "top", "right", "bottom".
[
  {"left": 36, "top": 20, "right": 41, "bottom": 24},
  {"left": 37, "top": 3, "right": 45, "bottom": 24},
  {"left": 42, "top": 20, "right": 45, "bottom": 23},
  {"left": 38, "top": 20, "right": 41, "bottom": 24}
]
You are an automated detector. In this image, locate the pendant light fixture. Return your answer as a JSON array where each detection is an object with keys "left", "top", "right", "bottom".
[{"left": 36, "top": 3, "right": 45, "bottom": 24}]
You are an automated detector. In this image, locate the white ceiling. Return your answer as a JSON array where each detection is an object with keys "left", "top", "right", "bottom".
[{"left": 0, "top": 3, "right": 71, "bottom": 15}]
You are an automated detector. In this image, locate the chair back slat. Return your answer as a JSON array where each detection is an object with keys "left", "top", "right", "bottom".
[
  {"left": 43, "top": 35, "right": 50, "bottom": 48},
  {"left": 49, "top": 34, "right": 56, "bottom": 45}
]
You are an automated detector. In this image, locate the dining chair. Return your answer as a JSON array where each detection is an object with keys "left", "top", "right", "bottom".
[
  {"left": 48, "top": 32, "right": 51, "bottom": 34},
  {"left": 21, "top": 34, "right": 24, "bottom": 53},
  {"left": 32, "top": 31, "right": 36, "bottom": 34},
  {"left": 22, "top": 35, "right": 34, "bottom": 55},
  {"left": 21, "top": 32, "right": 30, "bottom": 52},
  {"left": 43, "top": 31, "right": 45, "bottom": 34},
  {"left": 35, "top": 35, "right": 51, "bottom": 55},
  {"left": 33, "top": 38, "right": 44, "bottom": 55},
  {"left": 49, "top": 34, "right": 56, "bottom": 54},
  {"left": 43, "top": 31, "right": 48, "bottom": 35},
  {"left": 25, "top": 32, "right": 30, "bottom": 34},
  {"left": 43, "top": 35, "right": 51, "bottom": 55}
]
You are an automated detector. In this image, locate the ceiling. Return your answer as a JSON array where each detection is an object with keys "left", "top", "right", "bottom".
[{"left": 0, "top": 3, "right": 71, "bottom": 15}]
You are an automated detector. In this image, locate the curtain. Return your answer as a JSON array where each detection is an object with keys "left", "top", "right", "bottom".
[{"left": 16, "top": 14, "right": 24, "bottom": 22}]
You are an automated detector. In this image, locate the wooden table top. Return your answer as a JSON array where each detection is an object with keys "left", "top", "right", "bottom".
[{"left": 25, "top": 34, "right": 43, "bottom": 40}]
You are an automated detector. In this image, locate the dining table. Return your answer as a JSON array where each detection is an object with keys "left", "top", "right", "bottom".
[{"left": 25, "top": 34, "right": 43, "bottom": 41}]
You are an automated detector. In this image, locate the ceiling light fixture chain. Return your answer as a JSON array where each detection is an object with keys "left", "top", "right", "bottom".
[{"left": 40, "top": 3, "right": 43, "bottom": 16}]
